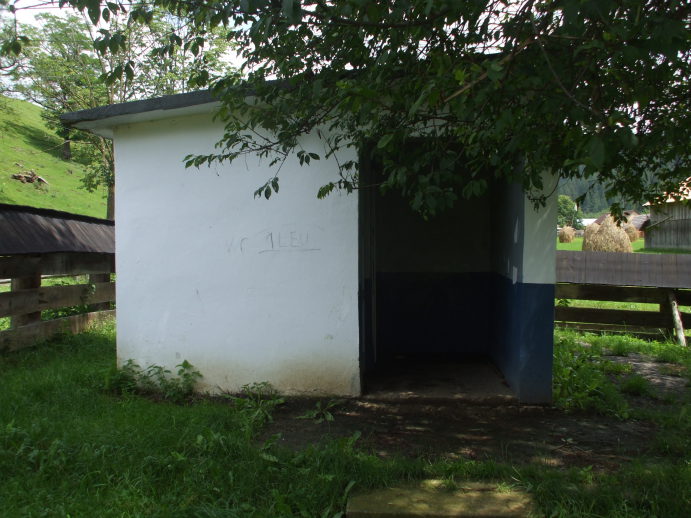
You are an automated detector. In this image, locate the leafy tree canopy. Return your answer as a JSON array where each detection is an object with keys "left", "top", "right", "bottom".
[
  {"left": 557, "top": 194, "right": 583, "bottom": 228},
  {"left": 2, "top": 0, "right": 689, "bottom": 217}
]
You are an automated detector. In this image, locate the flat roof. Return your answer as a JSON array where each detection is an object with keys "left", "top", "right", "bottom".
[{"left": 59, "top": 90, "right": 219, "bottom": 138}]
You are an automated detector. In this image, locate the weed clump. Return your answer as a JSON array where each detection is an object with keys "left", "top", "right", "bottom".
[
  {"left": 582, "top": 216, "right": 632, "bottom": 253},
  {"left": 558, "top": 226, "right": 575, "bottom": 243},
  {"left": 552, "top": 333, "right": 629, "bottom": 418},
  {"left": 104, "top": 359, "right": 202, "bottom": 402},
  {"left": 222, "top": 382, "right": 285, "bottom": 436},
  {"left": 620, "top": 374, "right": 653, "bottom": 397}
]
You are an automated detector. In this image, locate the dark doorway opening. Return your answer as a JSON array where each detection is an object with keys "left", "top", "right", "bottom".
[{"left": 358, "top": 153, "right": 514, "bottom": 401}]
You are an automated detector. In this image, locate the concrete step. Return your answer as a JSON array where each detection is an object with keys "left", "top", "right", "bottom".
[{"left": 347, "top": 480, "right": 534, "bottom": 518}]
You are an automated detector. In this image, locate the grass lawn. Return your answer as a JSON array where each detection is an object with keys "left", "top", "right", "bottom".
[
  {"left": 0, "top": 96, "right": 107, "bottom": 218},
  {"left": 1, "top": 322, "right": 690, "bottom": 517},
  {"left": 557, "top": 237, "right": 646, "bottom": 252},
  {"left": 557, "top": 237, "right": 690, "bottom": 254}
]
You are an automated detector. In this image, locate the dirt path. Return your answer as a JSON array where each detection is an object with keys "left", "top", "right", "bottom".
[
  {"left": 262, "top": 399, "right": 656, "bottom": 471},
  {"left": 261, "top": 354, "right": 689, "bottom": 472}
]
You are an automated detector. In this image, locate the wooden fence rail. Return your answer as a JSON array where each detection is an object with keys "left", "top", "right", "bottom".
[
  {"left": 555, "top": 251, "right": 690, "bottom": 344},
  {"left": 0, "top": 252, "right": 115, "bottom": 352}
]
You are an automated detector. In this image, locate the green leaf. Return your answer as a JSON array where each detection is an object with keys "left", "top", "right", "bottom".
[
  {"left": 587, "top": 136, "right": 605, "bottom": 170},
  {"left": 87, "top": 2, "right": 101, "bottom": 25},
  {"left": 377, "top": 134, "right": 393, "bottom": 149},
  {"left": 424, "top": 0, "right": 434, "bottom": 16},
  {"left": 317, "top": 183, "right": 335, "bottom": 199}
]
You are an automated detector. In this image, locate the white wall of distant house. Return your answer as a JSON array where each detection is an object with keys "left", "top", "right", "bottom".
[{"left": 113, "top": 111, "right": 361, "bottom": 395}]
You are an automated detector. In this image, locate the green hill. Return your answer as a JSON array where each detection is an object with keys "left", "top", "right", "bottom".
[{"left": 0, "top": 96, "right": 107, "bottom": 218}]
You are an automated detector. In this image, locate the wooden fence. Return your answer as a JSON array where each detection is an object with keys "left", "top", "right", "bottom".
[
  {"left": 555, "top": 251, "right": 691, "bottom": 344},
  {"left": 0, "top": 252, "right": 115, "bottom": 352}
]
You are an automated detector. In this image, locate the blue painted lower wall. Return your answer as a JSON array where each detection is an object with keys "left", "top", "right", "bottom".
[
  {"left": 364, "top": 272, "right": 554, "bottom": 403},
  {"left": 491, "top": 275, "right": 554, "bottom": 403},
  {"left": 375, "top": 272, "right": 492, "bottom": 358}
]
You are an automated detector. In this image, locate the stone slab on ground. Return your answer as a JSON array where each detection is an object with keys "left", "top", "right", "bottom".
[{"left": 347, "top": 480, "right": 534, "bottom": 518}]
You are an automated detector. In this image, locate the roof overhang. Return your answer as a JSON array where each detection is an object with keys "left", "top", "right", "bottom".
[{"left": 60, "top": 90, "right": 219, "bottom": 138}]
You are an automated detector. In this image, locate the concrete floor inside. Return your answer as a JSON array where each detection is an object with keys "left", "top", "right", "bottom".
[{"left": 363, "top": 356, "right": 517, "bottom": 404}]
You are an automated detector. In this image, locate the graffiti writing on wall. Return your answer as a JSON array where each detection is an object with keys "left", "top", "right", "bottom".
[{"left": 235, "top": 225, "right": 323, "bottom": 255}]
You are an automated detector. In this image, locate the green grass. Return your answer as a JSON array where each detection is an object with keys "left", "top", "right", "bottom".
[
  {"left": 557, "top": 237, "right": 646, "bottom": 252},
  {"left": 0, "top": 96, "right": 107, "bottom": 217},
  {"left": 557, "top": 237, "right": 690, "bottom": 254},
  {"left": 0, "top": 324, "right": 690, "bottom": 517}
]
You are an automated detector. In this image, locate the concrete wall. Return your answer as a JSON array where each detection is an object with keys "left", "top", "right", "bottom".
[
  {"left": 113, "top": 112, "right": 360, "bottom": 395},
  {"left": 490, "top": 175, "right": 557, "bottom": 403}
]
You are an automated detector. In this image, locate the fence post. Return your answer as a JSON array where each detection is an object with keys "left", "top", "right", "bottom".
[
  {"left": 10, "top": 274, "right": 41, "bottom": 328},
  {"left": 88, "top": 273, "right": 112, "bottom": 311},
  {"left": 667, "top": 290, "right": 687, "bottom": 347}
]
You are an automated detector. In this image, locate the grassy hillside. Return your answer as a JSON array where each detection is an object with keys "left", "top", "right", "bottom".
[{"left": 0, "top": 96, "right": 107, "bottom": 218}]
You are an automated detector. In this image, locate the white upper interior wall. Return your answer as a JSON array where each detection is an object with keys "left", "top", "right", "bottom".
[
  {"left": 113, "top": 111, "right": 360, "bottom": 395},
  {"left": 521, "top": 174, "right": 558, "bottom": 285},
  {"left": 492, "top": 173, "right": 557, "bottom": 285}
]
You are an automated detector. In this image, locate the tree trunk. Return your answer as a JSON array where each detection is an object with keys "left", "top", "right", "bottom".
[
  {"left": 62, "top": 139, "right": 72, "bottom": 160},
  {"left": 106, "top": 182, "right": 115, "bottom": 221}
]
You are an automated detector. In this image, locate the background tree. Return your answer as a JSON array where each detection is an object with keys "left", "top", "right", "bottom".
[
  {"left": 2, "top": 1, "right": 689, "bottom": 219},
  {"left": 6, "top": 8, "right": 236, "bottom": 219},
  {"left": 557, "top": 194, "right": 583, "bottom": 229}
]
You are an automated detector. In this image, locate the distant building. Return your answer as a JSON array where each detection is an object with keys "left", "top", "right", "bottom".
[{"left": 645, "top": 178, "right": 691, "bottom": 251}]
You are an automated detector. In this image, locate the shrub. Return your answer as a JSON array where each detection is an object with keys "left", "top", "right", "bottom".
[
  {"left": 582, "top": 216, "right": 632, "bottom": 253},
  {"left": 104, "top": 359, "right": 202, "bottom": 402},
  {"left": 558, "top": 226, "right": 576, "bottom": 243}
]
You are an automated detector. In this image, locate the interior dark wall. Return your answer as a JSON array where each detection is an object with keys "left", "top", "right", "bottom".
[{"left": 370, "top": 185, "right": 494, "bottom": 362}]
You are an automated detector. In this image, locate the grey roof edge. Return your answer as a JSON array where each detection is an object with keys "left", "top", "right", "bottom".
[
  {"left": 0, "top": 203, "right": 114, "bottom": 225},
  {"left": 59, "top": 89, "right": 216, "bottom": 126}
]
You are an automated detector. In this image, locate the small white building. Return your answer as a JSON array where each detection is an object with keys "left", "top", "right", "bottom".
[{"left": 63, "top": 90, "right": 557, "bottom": 403}]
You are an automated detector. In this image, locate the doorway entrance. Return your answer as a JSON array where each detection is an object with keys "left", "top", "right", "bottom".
[{"left": 358, "top": 156, "right": 511, "bottom": 400}]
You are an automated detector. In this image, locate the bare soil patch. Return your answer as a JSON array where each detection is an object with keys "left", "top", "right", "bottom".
[
  {"left": 262, "top": 356, "right": 688, "bottom": 473},
  {"left": 262, "top": 399, "right": 653, "bottom": 472}
]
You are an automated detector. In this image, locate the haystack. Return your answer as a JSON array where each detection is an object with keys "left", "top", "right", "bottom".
[
  {"left": 558, "top": 226, "right": 575, "bottom": 243},
  {"left": 623, "top": 222, "right": 639, "bottom": 242},
  {"left": 582, "top": 216, "right": 632, "bottom": 253},
  {"left": 582, "top": 222, "right": 600, "bottom": 250}
]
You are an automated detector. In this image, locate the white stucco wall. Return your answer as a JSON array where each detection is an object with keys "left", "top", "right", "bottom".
[
  {"left": 521, "top": 174, "right": 558, "bottom": 285},
  {"left": 113, "top": 112, "right": 360, "bottom": 395},
  {"left": 493, "top": 172, "right": 558, "bottom": 285}
]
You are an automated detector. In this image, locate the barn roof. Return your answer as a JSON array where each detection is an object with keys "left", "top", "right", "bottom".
[
  {"left": 593, "top": 210, "right": 639, "bottom": 226},
  {"left": 629, "top": 214, "right": 650, "bottom": 231},
  {"left": 0, "top": 203, "right": 114, "bottom": 255}
]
